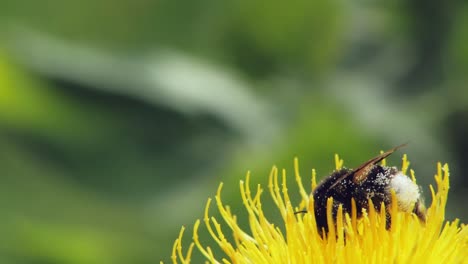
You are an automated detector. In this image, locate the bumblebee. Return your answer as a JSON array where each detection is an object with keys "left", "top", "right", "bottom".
[{"left": 312, "top": 144, "right": 426, "bottom": 233}]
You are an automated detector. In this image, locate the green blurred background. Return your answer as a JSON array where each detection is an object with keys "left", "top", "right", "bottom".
[{"left": 0, "top": 0, "right": 467, "bottom": 263}]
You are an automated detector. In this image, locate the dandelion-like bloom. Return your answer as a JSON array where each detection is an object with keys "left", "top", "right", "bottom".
[{"left": 170, "top": 154, "right": 468, "bottom": 263}]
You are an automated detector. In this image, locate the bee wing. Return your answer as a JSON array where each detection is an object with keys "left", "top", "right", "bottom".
[
  {"left": 352, "top": 143, "right": 407, "bottom": 183},
  {"left": 329, "top": 143, "right": 407, "bottom": 188}
]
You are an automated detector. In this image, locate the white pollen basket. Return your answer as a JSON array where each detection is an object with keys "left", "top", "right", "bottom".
[{"left": 389, "top": 172, "right": 420, "bottom": 211}]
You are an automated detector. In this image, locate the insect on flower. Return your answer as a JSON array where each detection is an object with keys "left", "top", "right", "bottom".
[
  {"left": 310, "top": 144, "right": 426, "bottom": 233},
  {"left": 169, "top": 147, "right": 467, "bottom": 264}
]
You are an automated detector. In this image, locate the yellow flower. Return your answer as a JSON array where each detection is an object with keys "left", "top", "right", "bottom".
[{"left": 169, "top": 154, "right": 468, "bottom": 263}]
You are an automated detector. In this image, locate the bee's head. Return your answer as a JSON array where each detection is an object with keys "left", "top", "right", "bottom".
[{"left": 388, "top": 171, "right": 426, "bottom": 222}]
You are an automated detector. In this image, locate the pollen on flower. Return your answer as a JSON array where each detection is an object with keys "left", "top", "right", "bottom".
[{"left": 168, "top": 155, "right": 468, "bottom": 264}]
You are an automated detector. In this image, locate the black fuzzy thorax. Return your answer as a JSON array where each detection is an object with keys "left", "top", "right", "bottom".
[{"left": 312, "top": 165, "right": 397, "bottom": 234}]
